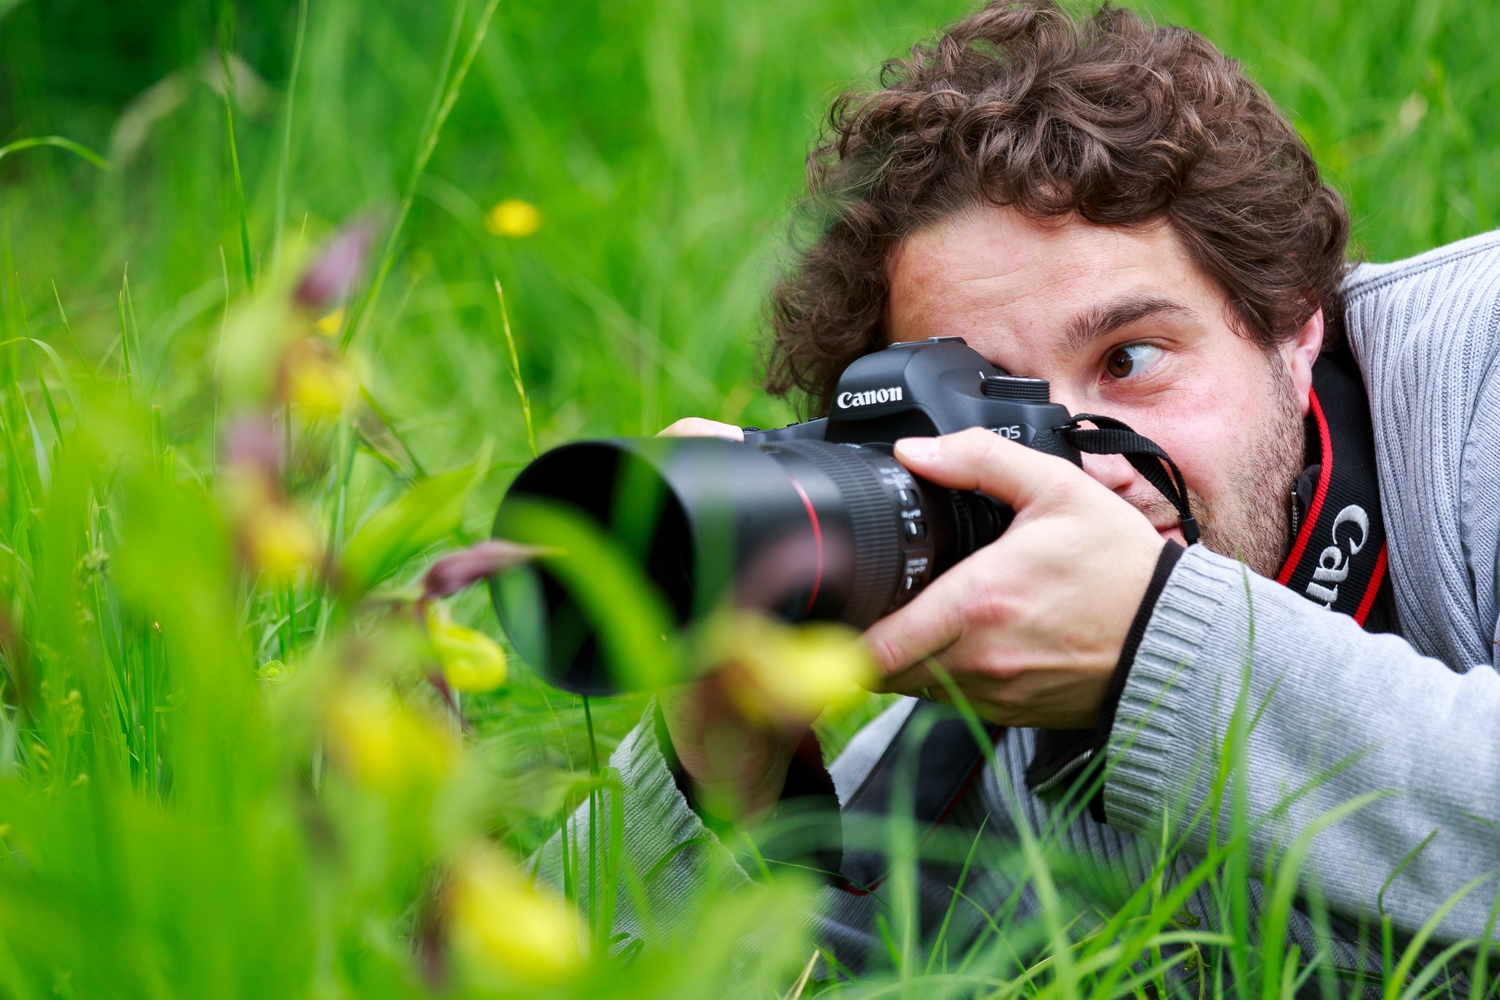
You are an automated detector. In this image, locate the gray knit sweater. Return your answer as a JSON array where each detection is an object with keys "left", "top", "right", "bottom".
[{"left": 535, "top": 230, "right": 1500, "bottom": 964}]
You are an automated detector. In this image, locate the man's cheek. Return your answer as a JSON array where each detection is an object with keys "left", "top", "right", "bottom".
[{"left": 1151, "top": 417, "right": 1240, "bottom": 504}]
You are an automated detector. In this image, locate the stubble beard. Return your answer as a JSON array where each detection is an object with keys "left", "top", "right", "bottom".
[{"left": 1132, "top": 359, "right": 1306, "bottom": 577}]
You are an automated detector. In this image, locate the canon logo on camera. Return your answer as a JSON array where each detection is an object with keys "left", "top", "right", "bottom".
[{"left": 837, "top": 385, "right": 904, "bottom": 409}]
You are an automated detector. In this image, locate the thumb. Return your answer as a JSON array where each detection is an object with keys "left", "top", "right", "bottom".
[{"left": 893, "top": 427, "right": 1088, "bottom": 511}]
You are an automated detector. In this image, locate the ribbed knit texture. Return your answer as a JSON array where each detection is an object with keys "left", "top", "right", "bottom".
[{"left": 1343, "top": 232, "right": 1500, "bottom": 670}]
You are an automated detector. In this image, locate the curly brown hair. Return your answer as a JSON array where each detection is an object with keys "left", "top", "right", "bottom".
[{"left": 765, "top": 1, "right": 1351, "bottom": 415}]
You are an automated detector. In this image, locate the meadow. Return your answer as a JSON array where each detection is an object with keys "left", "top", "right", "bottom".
[{"left": 0, "top": 0, "right": 1497, "bottom": 995}]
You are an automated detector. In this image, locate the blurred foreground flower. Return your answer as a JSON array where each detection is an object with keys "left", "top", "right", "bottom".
[
  {"left": 421, "top": 539, "right": 550, "bottom": 600},
  {"left": 314, "top": 307, "right": 345, "bottom": 336},
  {"left": 485, "top": 199, "right": 542, "bottom": 238},
  {"left": 704, "top": 613, "right": 875, "bottom": 724},
  {"left": 325, "top": 683, "right": 456, "bottom": 792},
  {"left": 294, "top": 221, "right": 376, "bottom": 311},
  {"left": 221, "top": 418, "right": 324, "bottom": 582},
  {"left": 425, "top": 602, "right": 507, "bottom": 693},
  {"left": 280, "top": 338, "right": 359, "bottom": 416},
  {"left": 449, "top": 843, "right": 581, "bottom": 983},
  {"left": 239, "top": 500, "right": 321, "bottom": 582},
  {"left": 218, "top": 220, "right": 373, "bottom": 410}
]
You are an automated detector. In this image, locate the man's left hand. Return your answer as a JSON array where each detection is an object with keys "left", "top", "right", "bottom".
[{"left": 865, "top": 427, "right": 1167, "bottom": 729}]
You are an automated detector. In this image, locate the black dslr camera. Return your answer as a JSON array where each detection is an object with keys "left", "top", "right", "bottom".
[{"left": 491, "top": 337, "right": 1188, "bottom": 694}]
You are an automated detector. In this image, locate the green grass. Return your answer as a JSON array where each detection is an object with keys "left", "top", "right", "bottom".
[{"left": 0, "top": 0, "right": 1497, "bottom": 996}]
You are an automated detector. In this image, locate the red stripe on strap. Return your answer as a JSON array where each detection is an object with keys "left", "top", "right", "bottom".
[
  {"left": 788, "top": 477, "right": 824, "bottom": 614},
  {"left": 1354, "top": 543, "right": 1389, "bottom": 626},
  {"left": 1277, "top": 389, "right": 1333, "bottom": 587}
]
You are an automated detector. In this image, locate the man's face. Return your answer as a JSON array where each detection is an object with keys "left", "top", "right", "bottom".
[{"left": 886, "top": 205, "right": 1315, "bottom": 576}]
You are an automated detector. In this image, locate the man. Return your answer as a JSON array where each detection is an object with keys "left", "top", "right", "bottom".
[{"left": 538, "top": 0, "right": 1500, "bottom": 977}]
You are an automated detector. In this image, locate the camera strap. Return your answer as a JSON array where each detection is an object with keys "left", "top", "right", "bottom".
[
  {"left": 1272, "top": 354, "right": 1392, "bottom": 627},
  {"left": 1056, "top": 415, "right": 1201, "bottom": 544}
]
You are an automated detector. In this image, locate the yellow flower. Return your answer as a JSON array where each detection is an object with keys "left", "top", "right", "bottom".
[
  {"left": 325, "top": 684, "right": 456, "bottom": 793},
  {"left": 707, "top": 613, "right": 876, "bottom": 723},
  {"left": 241, "top": 503, "right": 321, "bottom": 582},
  {"left": 314, "top": 307, "right": 345, "bottom": 336},
  {"left": 449, "top": 843, "right": 581, "bottom": 983},
  {"left": 426, "top": 602, "right": 508, "bottom": 692},
  {"left": 484, "top": 199, "right": 542, "bottom": 238},
  {"left": 281, "top": 339, "right": 359, "bottom": 416}
]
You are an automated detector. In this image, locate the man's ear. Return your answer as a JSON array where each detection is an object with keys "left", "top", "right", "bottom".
[{"left": 1284, "top": 308, "right": 1324, "bottom": 417}]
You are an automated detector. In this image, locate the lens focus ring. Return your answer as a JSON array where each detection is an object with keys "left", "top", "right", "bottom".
[{"left": 769, "top": 440, "right": 904, "bottom": 627}]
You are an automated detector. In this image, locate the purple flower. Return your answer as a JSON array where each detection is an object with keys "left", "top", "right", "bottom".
[
  {"left": 420, "top": 540, "right": 548, "bottom": 600},
  {"left": 295, "top": 221, "right": 376, "bottom": 312},
  {"left": 224, "top": 417, "right": 281, "bottom": 478}
]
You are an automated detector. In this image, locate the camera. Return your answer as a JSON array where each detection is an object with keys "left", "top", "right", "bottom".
[{"left": 489, "top": 337, "right": 1097, "bottom": 694}]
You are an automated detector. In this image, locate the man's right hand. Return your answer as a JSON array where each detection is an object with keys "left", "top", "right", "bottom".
[{"left": 655, "top": 416, "right": 805, "bottom": 823}]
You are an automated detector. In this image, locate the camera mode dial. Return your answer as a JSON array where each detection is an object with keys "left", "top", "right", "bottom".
[{"left": 981, "top": 375, "right": 1051, "bottom": 402}]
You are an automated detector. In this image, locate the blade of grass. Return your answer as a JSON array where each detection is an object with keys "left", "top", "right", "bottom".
[
  {"left": 19, "top": 392, "right": 50, "bottom": 493},
  {"left": 116, "top": 288, "right": 132, "bottom": 392},
  {"left": 1468, "top": 879, "right": 1500, "bottom": 1000},
  {"left": 494, "top": 278, "right": 536, "bottom": 458},
  {"left": 210, "top": 245, "right": 229, "bottom": 478},
  {"left": 1386, "top": 870, "right": 1497, "bottom": 1000},
  {"left": 273, "top": 0, "right": 310, "bottom": 271},
  {"left": 343, "top": 0, "right": 501, "bottom": 353},
  {"left": 357, "top": 385, "right": 428, "bottom": 479},
  {"left": 925, "top": 660, "right": 1078, "bottom": 999},
  {"left": 583, "top": 693, "right": 601, "bottom": 954},
  {"left": 122, "top": 267, "right": 143, "bottom": 369},
  {"left": 217, "top": 2, "right": 254, "bottom": 292},
  {"left": 23, "top": 338, "right": 78, "bottom": 421},
  {"left": 49, "top": 281, "right": 90, "bottom": 375},
  {"left": 925, "top": 816, "right": 989, "bottom": 977},
  {"left": 17, "top": 301, "right": 63, "bottom": 444},
  {"left": 0, "top": 136, "right": 110, "bottom": 171},
  {"left": 1259, "top": 791, "right": 1392, "bottom": 1000}
]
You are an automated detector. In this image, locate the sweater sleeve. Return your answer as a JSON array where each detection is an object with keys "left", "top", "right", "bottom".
[
  {"left": 530, "top": 704, "right": 752, "bottom": 952},
  {"left": 1103, "top": 543, "right": 1500, "bottom": 945}
]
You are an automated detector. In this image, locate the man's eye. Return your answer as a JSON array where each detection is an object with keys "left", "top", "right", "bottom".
[{"left": 1104, "top": 343, "right": 1163, "bottom": 380}]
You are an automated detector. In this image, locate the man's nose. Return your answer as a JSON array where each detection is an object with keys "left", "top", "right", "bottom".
[{"left": 1079, "top": 451, "right": 1138, "bottom": 495}]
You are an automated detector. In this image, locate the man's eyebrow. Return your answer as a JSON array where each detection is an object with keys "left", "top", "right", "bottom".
[{"left": 1063, "top": 296, "right": 1192, "bottom": 353}]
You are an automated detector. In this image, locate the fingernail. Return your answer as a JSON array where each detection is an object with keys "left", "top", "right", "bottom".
[{"left": 895, "top": 437, "right": 938, "bottom": 463}]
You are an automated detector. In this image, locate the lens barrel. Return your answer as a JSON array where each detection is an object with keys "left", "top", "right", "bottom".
[{"left": 491, "top": 437, "right": 1009, "bottom": 694}]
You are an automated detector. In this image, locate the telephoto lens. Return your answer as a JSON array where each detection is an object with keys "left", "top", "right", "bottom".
[
  {"left": 491, "top": 337, "right": 1087, "bottom": 695},
  {"left": 490, "top": 436, "right": 1010, "bottom": 695}
]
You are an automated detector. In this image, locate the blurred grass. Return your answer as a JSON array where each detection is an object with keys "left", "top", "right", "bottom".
[{"left": 0, "top": 0, "right": 1496, "bottom": 995}]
